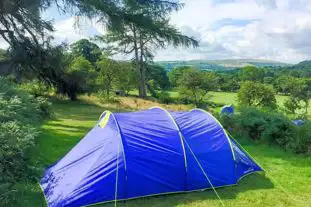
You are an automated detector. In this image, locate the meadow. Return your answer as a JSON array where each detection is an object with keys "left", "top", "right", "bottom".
[{"left": 16, "top": 95, "right": 311, "bottom": 207}]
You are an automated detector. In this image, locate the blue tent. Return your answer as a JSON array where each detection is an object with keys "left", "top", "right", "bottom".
[
  {"left": 221, "top": 104, "right": 234, "bottom": 115},
  {"left": 292, "top": 119, "right": 305, "bottom": 126},
  {"left": 40, "top": 107, "right": 263, "bottom": 207}
]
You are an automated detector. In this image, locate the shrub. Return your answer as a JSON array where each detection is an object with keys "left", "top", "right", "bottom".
[
  {"left": 96, "top": 90, "right": 121, "bottom": 104},
  {"left": 156, "top": 91, "right": 173, "bottom": 104},
  {"left": 219, "top": 107, "right": 311, "bottom": 155},
  {"left": 0, "top": 78, "right": 51, "bottom": 204},
  {"left": 238, "top": 81, "right": 277, "bottom": 109},
  {"left": 20, "top": 80, "right": 55, "bottom": 97}
]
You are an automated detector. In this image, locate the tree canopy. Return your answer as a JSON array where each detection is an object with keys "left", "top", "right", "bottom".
[{"left": 70, "top": 39, "right": 102, "bottom": 64}]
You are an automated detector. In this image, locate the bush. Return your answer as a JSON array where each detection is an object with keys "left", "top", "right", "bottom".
[
  {"left": 220, "top": 107, "right": 311, "bottom": 155},
  {"left": 156, "top": 91, "right": 173, "bottom": 104},
  {"left": 0, "top": 78, "right": 51, "bottom": 204},
  {"left": 96, "top": 90, "right": 121, "bottom": 104},
  {"left": 20, "top": 80, "right": 55, "bottom": 97},
  {"left": 238, "top": 81, "right": 277, "bottom": 109}
]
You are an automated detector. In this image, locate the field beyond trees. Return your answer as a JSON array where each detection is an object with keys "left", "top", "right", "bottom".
[{"left": 15, "top": 96, "right": 311, "bottom": 207}]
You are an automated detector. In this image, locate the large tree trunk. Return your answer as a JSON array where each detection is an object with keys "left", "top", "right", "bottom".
[
  {"left": 138, "top": 32, "right": 147, "bottom": 98},
  {"left": 132, "top": 26, "right": 147, "bottom": 98}
]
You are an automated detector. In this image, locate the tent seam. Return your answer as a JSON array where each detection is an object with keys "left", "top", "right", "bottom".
[
  {"left": 149, "top": 107, "right": 188, "bottom": 174},
  {"left": 109, "top": 112, "right": 127, "bottom": 172},
  {"left": 190, "top": 108, "right": 236, "bottom": 161}
]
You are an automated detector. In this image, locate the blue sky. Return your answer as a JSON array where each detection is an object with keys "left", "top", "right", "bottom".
[{"left": 1, "top": 0, "right": 311, "bottom": 63}]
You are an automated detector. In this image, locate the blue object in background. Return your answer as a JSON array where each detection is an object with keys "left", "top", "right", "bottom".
[
  {"left": 221, "top": 104, "right": 234, "bottom": 115},
  {"left": 40, "top": 107, "right": 262, "bottom": 207},
  {"left": 292, "top": 119, "right": 305, "bottom": 126}
]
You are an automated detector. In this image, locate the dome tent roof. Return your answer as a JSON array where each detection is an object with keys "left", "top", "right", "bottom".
[{"left": 40, "top": 107, "right": 262, "bottom": 207}]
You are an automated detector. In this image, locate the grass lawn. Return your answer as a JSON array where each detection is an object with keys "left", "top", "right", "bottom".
[
  {"left": 170, "top": 91, "right": 310, "bottom": 117},
  {"left": 16, "top": 96, "right": 311, "bottom": 207}
]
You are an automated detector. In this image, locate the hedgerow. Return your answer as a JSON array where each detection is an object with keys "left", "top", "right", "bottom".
[
  {"left": 0, "top": 78, "right": 51, "bottom": 204},
  {"left": 219, "top": 107, "right": 311, "bottom": 155}
]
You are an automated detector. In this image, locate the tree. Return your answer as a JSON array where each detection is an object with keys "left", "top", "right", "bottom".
[
  {"left": 168, "top": 66, "right": 193, "bottom": 88},
  {"left": 114, "top": 62, "right": 137, "bottom": 95},
  {"left": 239, "top": 66, "right": 265, "bottom": 82},
  {"left": 274, "top": 75, "right": 295, "bottom": 94},
  {"left": 178, "top": 68, "right": 216, "bottom": 106},
  {"left": 284, "top": 78, "right": 311, "bottom": 116},
  {"left": 70, "top": 39, "right": 102, "bottom": 65},
  {"left": 1, "top": 0, "right": 182, "bottom": 47},
  {"left": 217, "top": 73, "right": 240, "bottom": 92},
  {"left": 96, "top": 57, "right": 120, "bottom": 98},
  {"left": 95, "top": 1, "right": 198, "bottom": 98},
  {"left": 146, "top": 64, "right": 170, "bottom": 95},
  {"left": 238, "top": 81, "right": 277, "bottom": 109},
  {"left": 63, "top": 56, "right": 95, "bottom": 100},
  {"left": 1, "top": 0, "right": 186, "bottom": 93}
]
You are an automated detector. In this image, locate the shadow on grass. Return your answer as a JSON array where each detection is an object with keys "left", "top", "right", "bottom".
[
  {"left": 233, "top": 137, "right": 311, "bottom": 168},
  {"left": 15, "top": 173, "right": 273, "bottom": 207},
  {"left": 95, "top": 173, "right": 273, "bottom": 207},
  {"left": 50, "top": 98, "right": 134, "bottom": 121}
]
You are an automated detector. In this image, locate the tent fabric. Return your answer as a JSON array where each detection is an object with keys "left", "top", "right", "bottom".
[
  {"left": 40, "top": 107, "right": 263, "bottom": 207},
  {"left": 221, "top": 104, "right": 234, "bottom": 115}
]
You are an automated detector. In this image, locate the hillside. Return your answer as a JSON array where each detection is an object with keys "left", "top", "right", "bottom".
[{"left": 157, "top": 59, "right": 290, "bottom": 71}]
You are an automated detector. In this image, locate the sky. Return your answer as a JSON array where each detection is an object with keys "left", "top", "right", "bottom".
[{"left": 2, "top": 0, "right": 311, "bottom": 63}]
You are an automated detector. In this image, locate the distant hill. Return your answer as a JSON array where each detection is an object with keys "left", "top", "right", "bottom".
[
  {"left": 290, "top": 60, "right": 311, "bottom": 70},
  {"left": 157, "top": 59, "right": 290, "bottom": 71}
]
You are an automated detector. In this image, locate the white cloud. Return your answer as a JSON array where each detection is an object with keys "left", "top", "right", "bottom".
[
  {"left": 158, "top": 0, "right": 311, "bottom": 63},
  {"left": 52, "top": 17, "right": 87, "bottom": 44},
  {"left": 2, "top": 0, "right": 311, "bottom": 63},
  {"left": 0, "top": 38, "right": 9, "bottom": 49}
]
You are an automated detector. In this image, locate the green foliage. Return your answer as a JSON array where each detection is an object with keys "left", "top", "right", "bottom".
[
  {"left": 0, "top": 49, "right": 7, "bottom": 62},
  {"left": 239, "top": 66, "right": 265, "bottom": 82},
  {"left": 147, "top": 64, "right": 170, "bottom": 90},
  {"left": 114, "top": 62, "right": 138, "bottom": 95},
  {"left": 156, "top": 91, "right": 173, "bottom": 104},
  {"left": 96, "top": 90, "right": 121, "bottom": 104},
  {"left": 70, "top": 39, "right": 102, "bottom": 64},
  {"left": 20, "top": 80, "right": 55, "bottom": 97},
  {"left": 168, "top": 66, "right": 193, "bottom": 87},
  {"left": 63, "top": 56, "right": 96, "bottom": 100},
  {"left": 220, "top": 107, "right": 311, "bottom": 155},
  {"left": 95, "top": 0, "right": 198, "bottom": 98},
  {"left": 0, "top": 78, "right": 51, "bottom": 204},
  {"left": 178, "top": 68, "right": 216, "bottom": 106},
  {"left": 96, "top": 57, "right": 120, "bottom": 98},
  {"left": 283, "top": 77, "right": 311, "bottom": 116},
  {"left": 238, "top": 81, "right": 277, "bottom": 109}
]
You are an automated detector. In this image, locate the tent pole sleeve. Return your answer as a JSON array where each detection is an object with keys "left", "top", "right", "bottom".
[
  {"left": 190, "top": 108, "right": 236, "bottom": 161},
  {"left": 181, "top": 135, "right": 226, "bottom": 207},
  {"left": 149, "top": 107, "right": 188, "bottom": 189},
  {"left": 114, "top": 138, "right": 121, "bottom": 207},
  {"left": 110, "top": 113, "right": 127, "bottom": 173}
]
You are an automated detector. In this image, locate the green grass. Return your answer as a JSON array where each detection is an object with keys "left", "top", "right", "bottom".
[{"left": 16, "top": 97, "right": 311, "bottom": 207}]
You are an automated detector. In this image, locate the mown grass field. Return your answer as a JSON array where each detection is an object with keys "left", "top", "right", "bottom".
[
  {"left": 169, "top": 91, "right": 311, "bottom": 117},
  {"left": 16, "top": 95, "right": 311, "bottom": 207}
]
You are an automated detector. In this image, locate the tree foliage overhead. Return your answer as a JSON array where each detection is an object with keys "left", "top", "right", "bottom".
[
  {"left": 0, "top": 0, "right": 53, "bottom": 46},
  {"left": 1, "top": 0, "right": 191, "bottom": 91}
]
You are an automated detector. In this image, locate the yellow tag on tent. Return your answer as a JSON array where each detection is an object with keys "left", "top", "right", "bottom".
[{"left": 99, "top": 111, "right": 111, "bottom": 128}]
